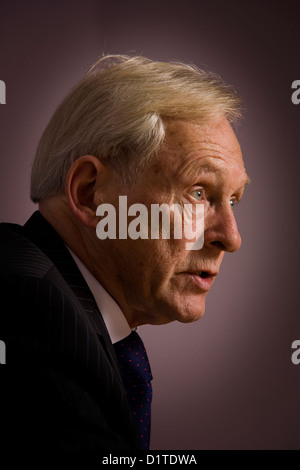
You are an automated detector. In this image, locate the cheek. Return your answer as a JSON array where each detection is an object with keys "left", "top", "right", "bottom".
[
  {"left": 144, "top": 238, "right": 190, "bottom": 297},
  {"left": 128, "top": 238, "right": 182, "bottom": 294}
]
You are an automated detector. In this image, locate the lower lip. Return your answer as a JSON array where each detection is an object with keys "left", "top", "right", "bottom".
[{"left": 185, "top": 273, "right": 214, "bottom": 291}]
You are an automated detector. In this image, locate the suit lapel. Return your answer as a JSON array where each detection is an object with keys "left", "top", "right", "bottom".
[{"left": 23, "top": 211, "right": 122, "bottom": 377}]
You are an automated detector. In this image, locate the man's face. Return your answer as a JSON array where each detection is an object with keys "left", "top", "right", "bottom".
[{"left": 93, "top": 117, "right": 249, "bottom": 327}]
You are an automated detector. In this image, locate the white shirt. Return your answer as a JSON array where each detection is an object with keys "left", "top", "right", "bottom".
[{"left": 67, "top": 248, "right": 131, "bottom": 344}]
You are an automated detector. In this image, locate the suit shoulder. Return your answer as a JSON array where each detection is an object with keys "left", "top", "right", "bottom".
[{"left": 0, "top": 222, "right": 53, "bottom": 278}]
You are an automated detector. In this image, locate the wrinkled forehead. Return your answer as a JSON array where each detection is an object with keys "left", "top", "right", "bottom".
[
  {"left": 159, "top": 117, "right": 248, "bottom": 182},
  {"left": 162, "top": 117, "right": 243, "bottom": 159}
]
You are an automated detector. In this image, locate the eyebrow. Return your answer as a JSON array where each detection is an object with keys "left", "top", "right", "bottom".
[
  {"left": 193, "top": 163, "right": 251, "bottom": 188},
  {"left": 244, "top": 175, "right": 251, "bottom": 186}
]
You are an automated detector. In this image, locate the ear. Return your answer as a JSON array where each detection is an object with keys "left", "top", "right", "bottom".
[{"left": 65, "top": 155, "right": 108, "bottom": 228}]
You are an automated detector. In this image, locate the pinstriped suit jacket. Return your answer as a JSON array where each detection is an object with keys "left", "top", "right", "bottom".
[{"left": 0, "top": 211, "right": 140, "bottom": 450}]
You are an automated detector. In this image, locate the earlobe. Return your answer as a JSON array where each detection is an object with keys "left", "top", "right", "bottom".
[{"left": 66, "top": 155, "right": 105, "bottom": 228}]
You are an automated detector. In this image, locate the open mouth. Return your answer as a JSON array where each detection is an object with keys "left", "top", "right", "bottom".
[
  {"left": 195, "top": 271, "right": 210, "bottom": 278},
  {"left": 179, "top": 270, "right": 217, "bottom": 292}
]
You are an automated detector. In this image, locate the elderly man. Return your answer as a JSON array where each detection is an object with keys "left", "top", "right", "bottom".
[{"left": 0, "top": 55, "right": 249, "bottom": 450}]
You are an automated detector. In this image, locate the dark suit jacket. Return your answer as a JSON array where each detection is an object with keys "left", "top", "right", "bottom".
[{"left": 0, "top": 211, "right": 140, "bottom": 451}]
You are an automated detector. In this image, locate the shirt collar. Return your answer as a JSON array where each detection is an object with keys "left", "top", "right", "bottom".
[{"left": 66, "top": 247, "right": 131, "bottom": 344}]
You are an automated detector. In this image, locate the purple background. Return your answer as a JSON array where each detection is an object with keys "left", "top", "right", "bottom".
[{"left": 0, "top": 0, "right": 299, "bottom": 449}]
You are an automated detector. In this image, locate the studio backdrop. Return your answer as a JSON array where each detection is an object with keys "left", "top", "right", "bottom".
[{"left": 0, "top": 0, "right": 299, "bottom": 450}]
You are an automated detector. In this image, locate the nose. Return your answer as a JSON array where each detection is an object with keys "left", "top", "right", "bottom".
[{"left": 204, "top": 203, "right": 242, "bottom": 253}]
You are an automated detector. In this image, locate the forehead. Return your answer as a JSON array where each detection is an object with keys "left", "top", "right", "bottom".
[{"left": 161, "top": 117, "right": 247, "bottom": 183}]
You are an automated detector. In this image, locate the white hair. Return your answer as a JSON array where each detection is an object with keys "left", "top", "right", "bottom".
[{"left": 31, "top": 54, "right": 242, "bottom": 202}]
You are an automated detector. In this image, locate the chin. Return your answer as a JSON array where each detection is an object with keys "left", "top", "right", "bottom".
[
  {"left": 172, "top": 297, "right": 207, "bottom": 324},
  {"left": 150, "top": 292, "right": 207, "bottom": 325},
  {"left": 178, "top": 309, "right": 206, "bottom": 323}
]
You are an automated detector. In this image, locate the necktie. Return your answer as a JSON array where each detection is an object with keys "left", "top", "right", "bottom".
[{"left": 113, "top": 331, "right": 153, "bottom": 450}]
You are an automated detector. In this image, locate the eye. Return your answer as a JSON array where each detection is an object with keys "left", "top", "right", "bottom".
[
  {"left": 189, "top": 188, "right": 205, "bottom": 202},
  {"left": 230, "top": 198, "right": 238, "bottom": 210}
]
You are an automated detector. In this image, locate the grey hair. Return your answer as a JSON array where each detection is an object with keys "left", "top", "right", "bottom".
[{"left": 30, "top": 54, "right": 242, "bottom": 202}]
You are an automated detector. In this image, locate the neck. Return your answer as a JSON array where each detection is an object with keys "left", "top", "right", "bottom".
[
  {"left": 39, "top": 197, "right": 99, "bottom": 279},
  {"left": 38, "top": 197, "right": 145, "bottom": 328}
]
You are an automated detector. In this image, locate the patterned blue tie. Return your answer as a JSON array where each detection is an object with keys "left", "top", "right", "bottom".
[{"left": 114, "top": 331, "right": 153, "bottom": 450}]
